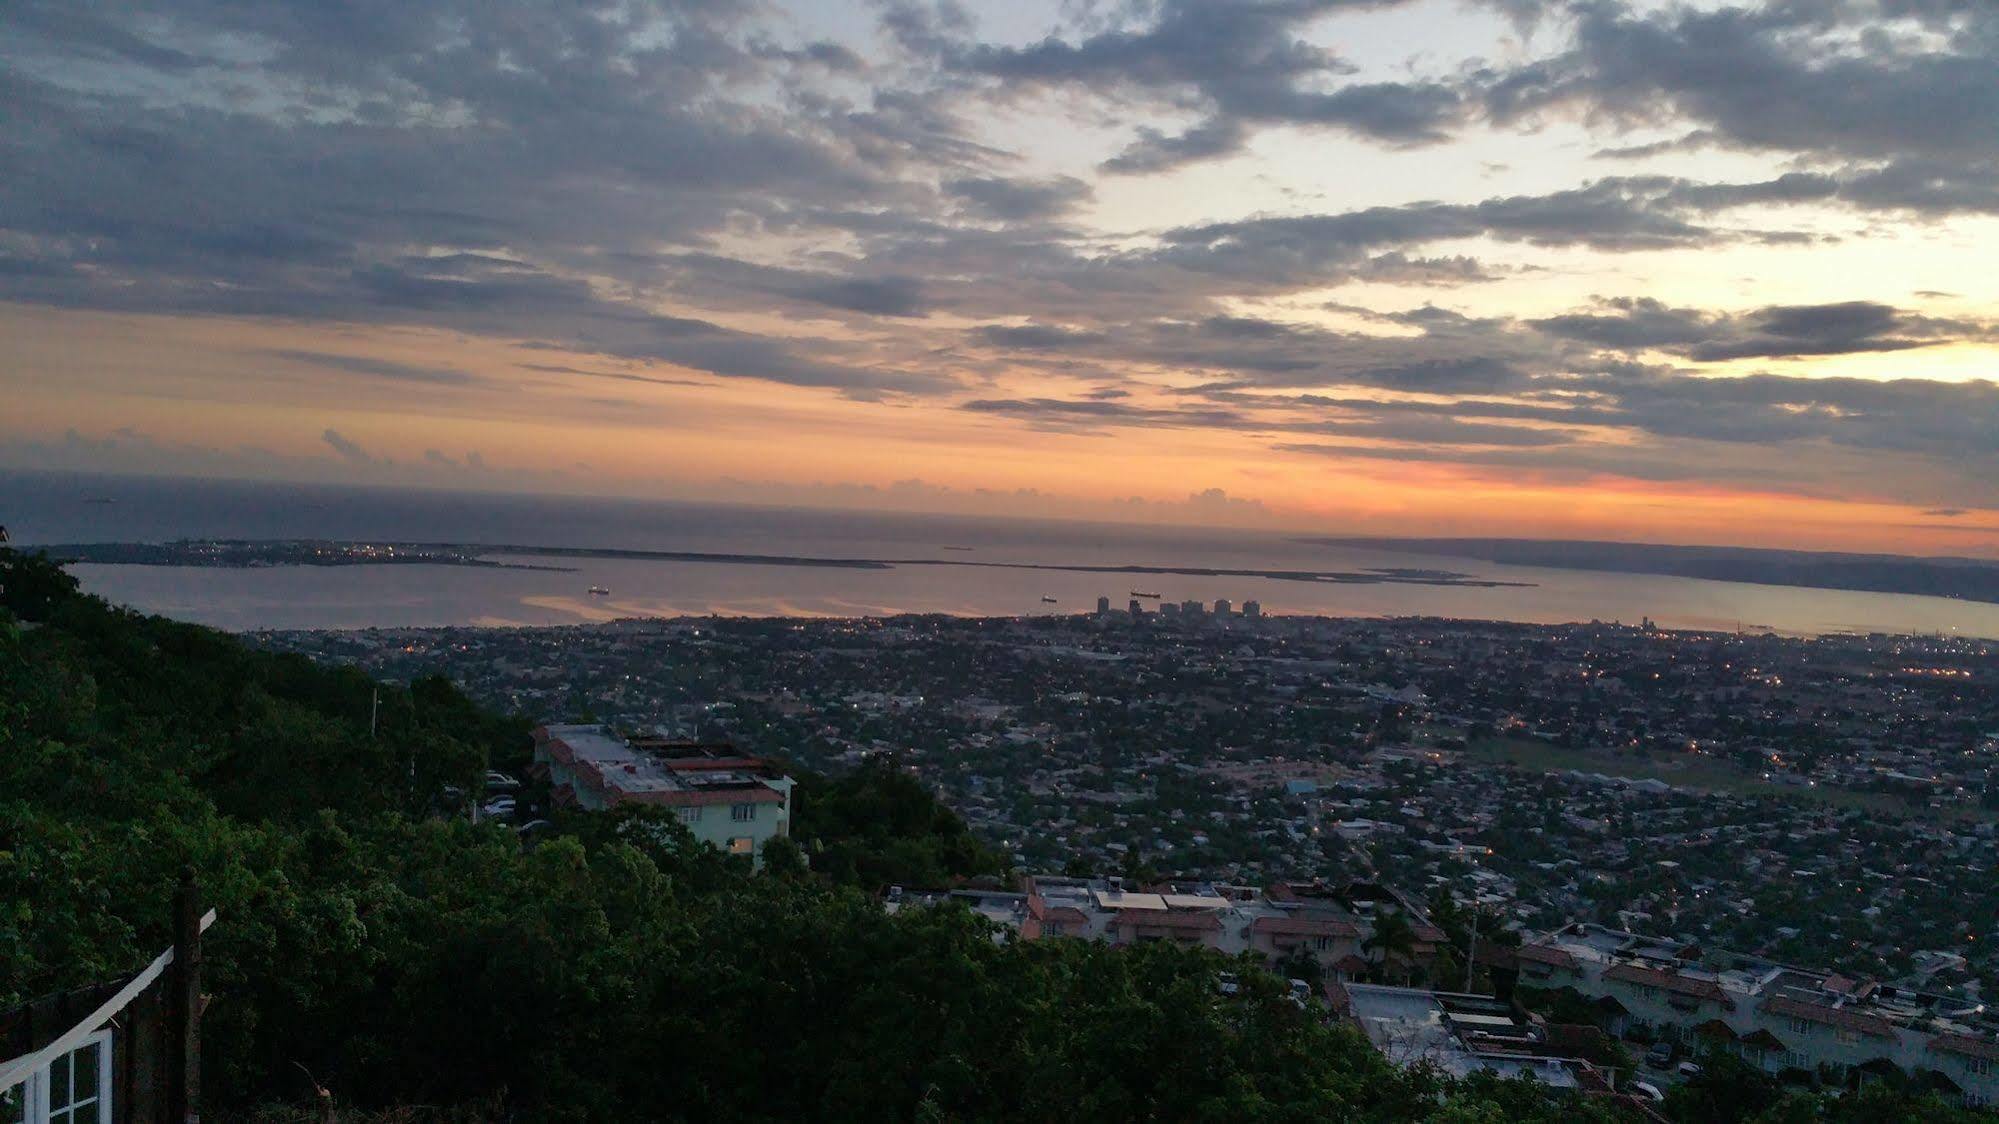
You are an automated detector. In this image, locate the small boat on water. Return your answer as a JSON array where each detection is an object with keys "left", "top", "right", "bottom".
[
  {"left": 1040, "top": 596, "right": 1059, "bottom": 604},
  {"left": 587, "top": 586, "right": 611, "bottom": 596},
  {"left": 1130, "top": 590, "right": 1162, "bottom": 599}
]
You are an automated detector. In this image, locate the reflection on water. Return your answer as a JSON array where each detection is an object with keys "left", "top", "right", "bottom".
[
  {"left": 64, "top": 549, "right": 1999, "bottom": 639},
  {"left": 12, "top": 469, "right": 1999, "bottom": 636}
]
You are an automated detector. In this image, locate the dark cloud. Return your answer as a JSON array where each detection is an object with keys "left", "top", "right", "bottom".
[
  {"left": 961, "top": 397, "right": 1247, "bottom": 431},
  {"left": 975, "top": 324, "right": 1109, "bottom": 350},
  {"left": 1101, "top": 118, "right": 1250, "bottom": 175},
  {"left": 1531, "top": 298, "right": 1994, "bottom": 361},
  {"left": 958, "top": 0, "right": 1455, "bottom": 170},
  {"left": 0, "top": 0, "right": 960, "bottom": 396},
  {"left": 321, "top": 428, "right": 377, "bottom": 464},
  {"left": 1484, "top": 2, "right": 1999, "bottom": 167},
  {"left": 265, "top": 350, "right": 481, "bottom": 386},
  {"left": 1147, "top": 178, "right": 1735, "bottom": 291},
  {"left": 943, "top": 175, "right": 1093, "bottom": 221},
  {"left": 1478, "top": 1, "right": 1999, "bottom": 231}
]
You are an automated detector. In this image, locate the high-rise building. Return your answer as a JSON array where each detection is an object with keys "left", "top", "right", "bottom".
[
  {"left": 1096, "top": 595, "right": 1112, "bottom": 615},
  {"left": 1243, "top": 600, "right": 1262, "bottom": 619},
  {"left": 1181, "top": 599, "right": 1204, "bottom": 616},
  {"left": 1128, "top": 599, "right": 1143, "bottom": 617},
  {"left": 1214, "top": 598, "right": 1232, "bottom": 616}
]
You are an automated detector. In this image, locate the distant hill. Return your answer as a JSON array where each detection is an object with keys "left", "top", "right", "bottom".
[{"left": 1312, "top": 537, "right": 1999, "bottom": 605}]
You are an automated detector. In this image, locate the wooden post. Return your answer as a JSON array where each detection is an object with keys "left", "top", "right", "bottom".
[{"left": 167, "top": 867, "right": 202, "bottom": 1123}]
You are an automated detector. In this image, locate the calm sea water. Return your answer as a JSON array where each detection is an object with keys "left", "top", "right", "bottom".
[{"left": 6, "top": 469, "right": 1999, "bottom": 638}]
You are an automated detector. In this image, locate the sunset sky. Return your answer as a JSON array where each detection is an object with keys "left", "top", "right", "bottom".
[{"left": 4, "top": 0, "right": 1998, "bottom": 553}]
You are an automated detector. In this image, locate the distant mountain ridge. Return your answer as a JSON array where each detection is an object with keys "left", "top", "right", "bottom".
[{"left": 1311, "top": 537, "right": 1999, "bottom": 606}]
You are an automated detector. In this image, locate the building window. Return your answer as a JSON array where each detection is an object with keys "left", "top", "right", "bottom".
[
  {"left": 1835, "top": 1028, "right": 1859, "bottom": 1045},
  {"left": 1788, "top": 1017, "right": 1815, "bottom": 1036},
  {"left": 7, "top": 1030, "right": 112, "bottom": 1124},
  {"left": 730, "top": 803, "right": 754, "bottom": 822},
  {"left": 678, "top": 806, "right": 704, "bottom": 823},
  {"left": 1314, "top": 936, "right": 1335, "bottom": 951},
  {"left": 727, "top": 836, "right": 754, "bottom": 855},
  {"left": 1966, "top": 1056, "right": 1992, "bottom": 1077}
]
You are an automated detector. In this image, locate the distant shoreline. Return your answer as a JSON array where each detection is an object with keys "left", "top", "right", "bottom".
[
  {"left": 34, "top": 538, "right": 1534, "bottom": 589},
  {"left": 1313, "top": 536, "right": 1999, "bottom": 605}
]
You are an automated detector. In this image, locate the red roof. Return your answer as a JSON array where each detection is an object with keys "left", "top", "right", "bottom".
[
  {"left": 1603, "top": 963, "right": 1734, "bottom": 1008},
  {"left": 1758, "top": 996, "right": 1898, "bottom": 1040},
  {"left": 1514, "top": 943, "right": 1581, "bottom": 970},
  {"left": 608, "top": 786, "right": 785, "bottom": 808},
  {"left": 1114, "top": 909, "right": 1222, "bottom": 933},
  {"left": 1321, "top": 979, "right": 1353, "bottom": 1013},
  {"left": 1026, "top": 892, "right": 1091, "bottom": 925},
  {"left": 662, "top": 756, "right": 778, "bottom": 773},
  {"left": 1930, "top": 1034, "right": 1999, "bottom": 1062},
  {"left": 1251, "top": 915, "right": 1361, "bottom": 939}
]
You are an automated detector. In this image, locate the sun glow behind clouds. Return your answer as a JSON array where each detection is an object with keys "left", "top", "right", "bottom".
[{"left": 1, "top": 0, "right": 1997, "bottom": 554}]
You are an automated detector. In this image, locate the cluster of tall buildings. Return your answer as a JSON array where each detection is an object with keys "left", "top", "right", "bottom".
[{"left": 1096, "top": 595, "right": 1262, "bottom": 620}]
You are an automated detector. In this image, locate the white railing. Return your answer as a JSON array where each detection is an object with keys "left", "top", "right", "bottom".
[{"left": 0, "top": 909, "right": 215, "bottom": 1096}]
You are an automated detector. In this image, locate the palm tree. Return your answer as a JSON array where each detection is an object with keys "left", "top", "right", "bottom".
[{"left": 1363, "top": 910, "right": 1419, "bottom": 985}]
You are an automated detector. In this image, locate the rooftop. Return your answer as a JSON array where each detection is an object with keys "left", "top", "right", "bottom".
[
  {"left": 536, "top": 723, "right": 790, "bottom": 808},
  {"left": 1538, "top": 922, "right": 1998, "bottom": 1041},
  {"left": 1339, "top": 983, "right": 1584, "bottom": 1088}
]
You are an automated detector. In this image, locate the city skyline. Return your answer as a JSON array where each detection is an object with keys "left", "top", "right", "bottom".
[{"left": 5, "top": 0, "right": 1999, "bottom": 553}]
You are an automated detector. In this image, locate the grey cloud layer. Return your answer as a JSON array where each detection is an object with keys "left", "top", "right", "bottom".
[
  {"left": 2, "top": 0, "right": 1996, "bottom": 506},
  {"left": 959, "top": 0, "right": 1458, "bottom": 170},
  {"left": 958, "top": 295, "right": 1999, "bottom": 499}
]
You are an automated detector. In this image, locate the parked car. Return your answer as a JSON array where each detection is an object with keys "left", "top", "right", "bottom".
[
  {"left": 485, "top": 770, "right": 521, "bottom": 793},
  {"left": 1645, "top": 1042, "right": 1674, "bottom": 1068},
  {"left": 1628, "top": 1080, "right": 1664, "bottom": 1103},
  {"left": 1287, "top": 979, "right": 1313, "bottom": 1007},
  {"left": 1676, "top": 1061, "right": 1704, "bottom": 1079},
  {"left": 514, "top": 818, "right": 553, "bottom": 838},
  {"left": 481, "top": 796, "right": 517, "bottom": 818}
]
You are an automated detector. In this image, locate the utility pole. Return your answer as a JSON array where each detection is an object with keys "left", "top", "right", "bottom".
[{"left": 369, "top": 687, "right": 380, "bottom": 738}]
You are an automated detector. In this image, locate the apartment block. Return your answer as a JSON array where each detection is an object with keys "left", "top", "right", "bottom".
[{"left": 532, "top": 724, "right": 794, "bottom": 866}]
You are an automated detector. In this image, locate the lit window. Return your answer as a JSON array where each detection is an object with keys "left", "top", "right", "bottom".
[
  {"left": 728, "top": 836, "right": 754, "bottom": 854},
  {"left": 730, "top": 803, "right": 754, "bottom": 822}
]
